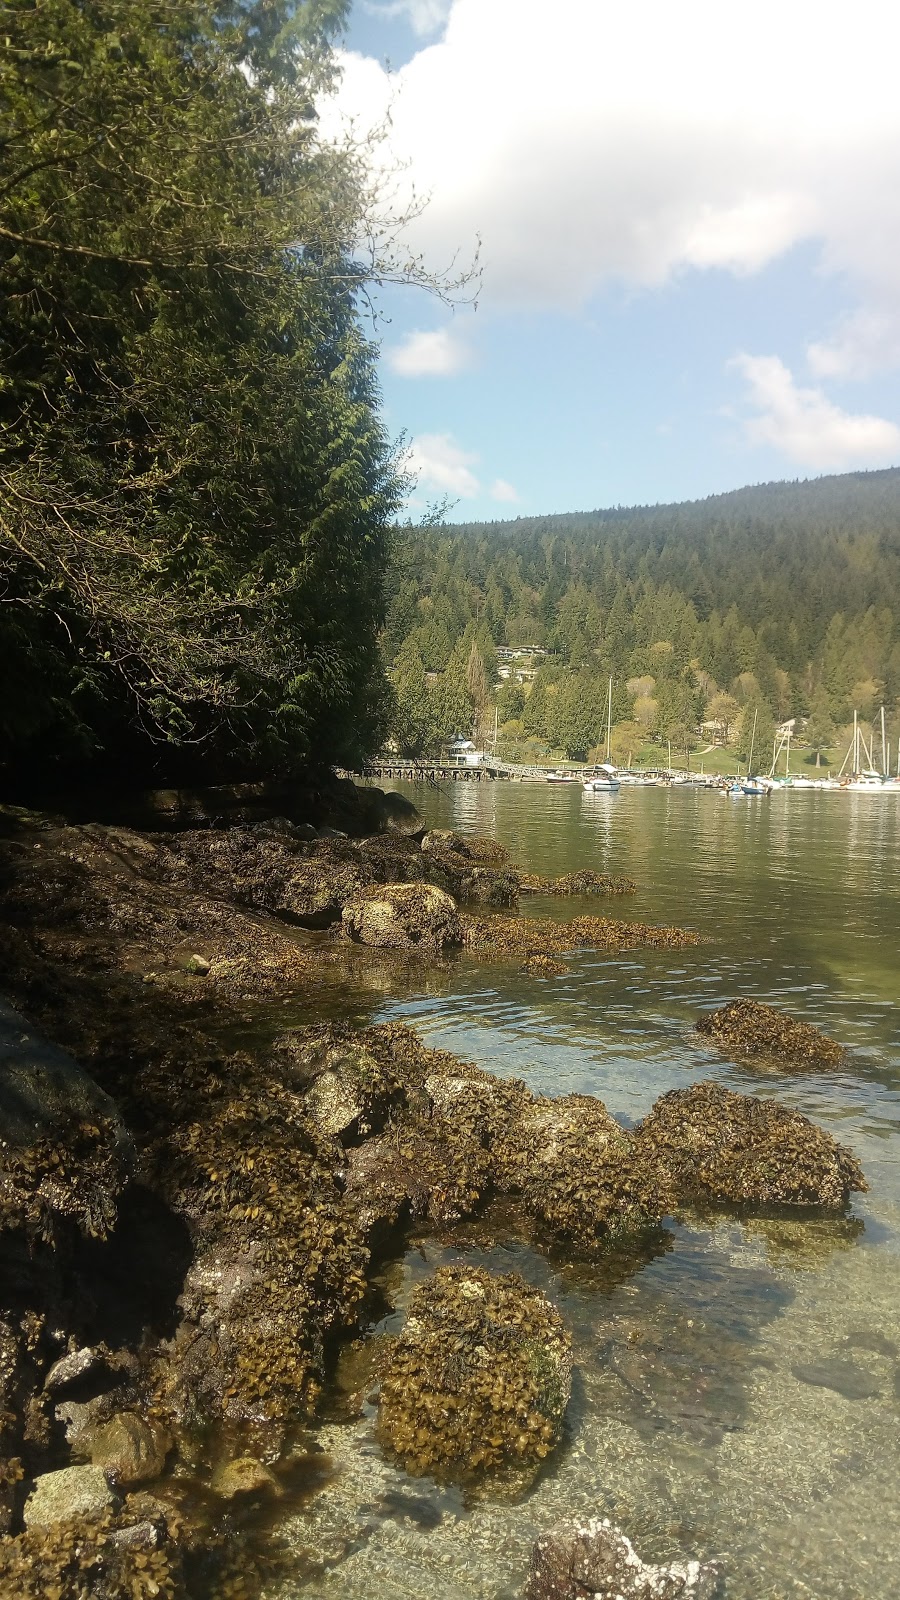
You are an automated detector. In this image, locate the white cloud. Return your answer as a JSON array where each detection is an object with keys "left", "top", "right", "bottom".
[
  {"left": 365, "top": 0, "right": 451, "bottom": 37},
  {"left": 329, "top": 0, "right": 900, "bottom": 367},
  {"left": 405, "top": 432, "right": 481, "bottom": 496},
  {"left": 489, "top": 477, "right": 520, "bottom": 503},
  {"left": 733, "top": 354, "right": 900, "bottom": 471},
  {"left": 386, "top": 327, "right": 471, "bottom": 376},
  {"left": 808, "top": 307, "right": 900, "bottom": 381}
]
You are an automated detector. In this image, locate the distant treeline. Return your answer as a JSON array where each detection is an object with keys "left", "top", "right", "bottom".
[{"left": 385, "top": 469, "right": 900, "bottom": 761}]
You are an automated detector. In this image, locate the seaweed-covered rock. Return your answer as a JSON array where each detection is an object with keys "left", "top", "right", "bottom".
[
  {"left": 524, "top": 1518, "right": 721, "bottom": 1599},
  {"left": 0, "top": 1507, "right": 182, "bottom": 1599},
  {"left": 462, "top": 912, "right": 700, "bottom": 958},
  {"left": 519, "top": 870, "right": 637, "bottom": 897},
  {"left": 420, "top": 830, "right": 520, "bottom": 907},
  {"left": 157, "top": 828, "right": 367, "bottom": 926},
  {"left": 696, "top": 998, "right": 845, "bottom": 1069},
  {"left": 145, "top": 1062, "right": 369, "bottom": 1427},
  {"left": 80, "top": 1412, "right": 171, "bottom": 1485},
  {"left": 342, "top": 883, "right": 462, "bottom": 953},
  {"left": 377, "top": 1267, "right": 571, "bottom": 1483},
  {"left": 633, "top": 1082, "right": 866, "bottom": 1209},
  {"left": 501, "top": 1095, "right": 671, "bottom": 1250},
  {"left": 522, "top": 953, "right": 567, "bottom": 978},
  {"left": 270, "top": 1028, "right": 406, "bottom": 1139},
  {"left": 0, "top": 1001, "right": 130, "bottom": 1241}
]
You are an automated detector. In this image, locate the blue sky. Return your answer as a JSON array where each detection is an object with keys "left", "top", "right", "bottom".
[{"left": 333, "top": 1, "right": 900, "bottom": 519}]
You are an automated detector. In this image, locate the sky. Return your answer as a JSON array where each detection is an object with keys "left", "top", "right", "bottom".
[{"left": 326, "top": 0, "right": 900, "bottom": 520}]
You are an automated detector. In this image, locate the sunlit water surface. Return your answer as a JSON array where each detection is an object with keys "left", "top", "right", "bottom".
[{"left": 269, "top": 786, "right": 900, "bottom": 1600}]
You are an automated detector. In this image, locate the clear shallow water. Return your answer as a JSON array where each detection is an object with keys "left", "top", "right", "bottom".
[{"left": 270, "top": 786, "right": 900, "bottom": 1600}]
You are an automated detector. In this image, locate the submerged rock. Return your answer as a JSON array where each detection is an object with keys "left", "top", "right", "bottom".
[
  {"left": 24, "top": 1463, "right": 115, "bottom": 1527},
  {"left": 522, "top": 954, "right": 568, "bottom": 977},
  {"left": 791, "top": 1359, "right": 881, "bottom": 1399},
  {"left": 80, "top": 1411, "right": 171, "bottom": 1484},
  {"left": 696, "top": 997, "right": 845, "bottom": 1069},
  {"left": 210, "top": 1455, "right": 280, "bottom": 1497},
  {"left": 341, "top": 882, "right": 462, "bottom": 953},
  {"left": 633, "top": 1082, "right": 866, "bottom": 1209},
  {"left": 377, "top": 1266, "right": 571, "bottom": 1484},
  {"left": 524, "top": 1518, "right": 721, "bottom": 1599}
]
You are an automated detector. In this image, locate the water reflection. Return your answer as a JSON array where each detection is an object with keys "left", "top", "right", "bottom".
[{"left": 267, "top": 786, "right": 900, "bottom": 1600}]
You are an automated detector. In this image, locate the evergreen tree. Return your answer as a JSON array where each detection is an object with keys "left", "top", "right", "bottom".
[{"left": 1, "top": 0, "right": 404, "bottom": 781}]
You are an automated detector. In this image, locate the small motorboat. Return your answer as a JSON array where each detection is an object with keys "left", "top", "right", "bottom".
[{"left": 545, "top": 769, "right": 578, "bottom": 784}]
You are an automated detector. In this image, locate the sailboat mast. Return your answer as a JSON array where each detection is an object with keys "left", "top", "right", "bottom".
[
  {"left": 747, "top": 707, "right": 758, "bottom": 775},
  {"left": 606, "top": 676, "right": 612, "bottom": 762},
  {"left": 853, "top": 709, "right": 858, "bottom": 776},
  {"left": 881, "top": 705, "right": 887, "bottom": 775}
]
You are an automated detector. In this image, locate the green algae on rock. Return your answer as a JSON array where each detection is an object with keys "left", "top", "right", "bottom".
[
  {"left": 377, "top": 1266, "right": 571, "bottom": 1485},
  {"left": 633, "top": 1082, "right": 867, "bottom": 1209},
  {"left": 696, "top": 997, "right": 846, "bottom": 1069}
]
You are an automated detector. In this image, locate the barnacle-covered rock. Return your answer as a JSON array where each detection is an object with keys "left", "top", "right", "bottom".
[
  {"left": 696, "top": 998, "right": 845, "bottom": 1069},
  {"left": 377, "top": 1266, "right": 571, "bottom": 1484},
  {"left": 24, "top": 1464, "right": 115, "bottom": 1527},
  {"left": 341, "top": 883, "right": 462, "bottom": 953},
  {"left": 524, "top": 1517, "right": 721, "bottom": 1599},
  {"left": 501, "top": 1095, "right": 671, "bottom": 1250},
  {"left": 633, "top": 1082, "right": 866, "bottom": 1209}
]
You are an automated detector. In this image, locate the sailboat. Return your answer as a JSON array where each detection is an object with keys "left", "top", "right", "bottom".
[
  {"left": 838, "top": 710, "right": 895, "bottom": 790},
  {"left": 584, "top": 678, "right": 620, "bottom": 792},
  {"left": 741, "top": 709, "right": 769, "bottom": 795}
]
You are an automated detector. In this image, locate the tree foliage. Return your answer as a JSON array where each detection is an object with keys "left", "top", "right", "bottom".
[
  {"left": 384, "top": 470, "right": 900, "bottom": 760},
  {"left": 1, "top": 0, "right": 405, "bottom": 781}
]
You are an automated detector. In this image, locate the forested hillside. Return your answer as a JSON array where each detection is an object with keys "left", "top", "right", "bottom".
[
  {"left": 385, "top": 470, "right": 900, "bottom": 763},
  {"left": 0, "top": 0, "right": 402, "bottom": 789}
]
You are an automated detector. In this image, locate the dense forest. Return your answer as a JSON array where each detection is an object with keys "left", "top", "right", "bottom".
[
  {"left": 0, "top": 0, "right": 404, "bottom": 789},
  {"left": 385, "top": 470, "right": 900, "bottom": 765}
]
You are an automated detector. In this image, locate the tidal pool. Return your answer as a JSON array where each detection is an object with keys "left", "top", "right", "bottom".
[{"left": 267, "top": 785, "right": 900, "bottom": 1600}]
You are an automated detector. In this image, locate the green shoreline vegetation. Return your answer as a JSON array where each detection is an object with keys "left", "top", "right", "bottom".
[{"left": 386, "top": 474, "right": 900, "bottom": 768}]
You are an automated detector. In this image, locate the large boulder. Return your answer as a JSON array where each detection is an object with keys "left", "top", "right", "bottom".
[
  {"left": 696, "top": 998, "right": 845, "bottom": 1069},
  {"left": 633, "top": 1082, "right": 866, "bottom": 1209},
  {"left": 501, "top": 1094, "right": 671, "bottom": 1250},
  {"left": 524, "top": 1519, "right": 721, "bottom": 1599},
  {"left": 341, "top": 882, "right": 462, "bottom": 953},
  {"left": 377, "top": 1266, "right": 571, "bottom": 1485}
]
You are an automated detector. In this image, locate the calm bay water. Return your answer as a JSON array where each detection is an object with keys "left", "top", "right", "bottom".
[{"left": 273, "top": 785, "right": 900, "bottom": 1600}]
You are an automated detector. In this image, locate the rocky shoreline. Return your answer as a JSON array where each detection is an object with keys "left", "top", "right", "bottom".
[{"left": 0, "top": 784, "right": 865, "bottom": 1597}]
